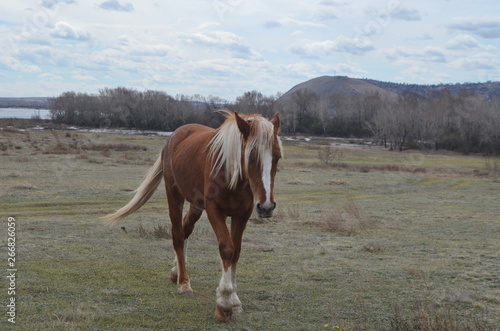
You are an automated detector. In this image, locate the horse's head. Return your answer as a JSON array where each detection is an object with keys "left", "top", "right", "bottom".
[{"left": 235, "top": 112, "right": 282, "bottom": 218}]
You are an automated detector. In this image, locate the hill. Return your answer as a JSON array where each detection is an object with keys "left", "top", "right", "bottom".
[
  {"left": 363, "top": 79, "right": 500, "bottom": 99},
  {"left": 0, "top": 97, "right": 52, "bottom": 108},
  {"left": 279, "top": 76, "right": 500, "bottom": 101},
  {"left": 279, "top": 76, "right": 398, "bottom": 101}
]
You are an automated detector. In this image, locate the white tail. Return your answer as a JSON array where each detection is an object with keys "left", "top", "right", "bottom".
[{"left": 103, "top": 154, "right": 163, "bottom": 225}]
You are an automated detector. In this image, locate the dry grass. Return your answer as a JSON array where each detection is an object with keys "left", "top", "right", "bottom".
[
  {"left": 2, "top": 127, "right": 23, "bottom": 134},
  {"left": 1, "top": 126, "right": 499, "bottom": 330},
  {"left": 318, "top": 210, "right": 355, "bottom": 236},
  {"left": 311, "top": 196, "right": 375, "bottom": 236},
  {"left": 325, "top": 178, "right": 349, "bottom": 185},
  {"left": 83, "top": 142, "right": 148, "bottom": 152},
  {"left": 10, "top": 183, "right": 38, "bottom": 190},
  {"left": 7, "top": 171, "right": 21, "bottom": 178},
  {"left": 0, "top": 127, "right": 149, "bottom": 156},
  {"left": 286, "top": 204, "right": 301, "bottom": 219},
  {"left": 14, "top": 156, "right": 30, "bottom": 162},
  {"left": 362, "top": 243, "right": 385, "bottom": 253},
  {"left": 328, "top": 162, "right": 431, "bottom": 175},
  {"left": 286, "top": 176, "right": 315, "bottom": 185},
  {"left": 318, "top": 145, "right": 345, "bottom": 166},
  {"left": 153, "top": 223, "right": 172, "bottom": 239},
  {"left": 45, "top": 142, "right": 148, "bottom": 154},
  {"left": 114, "top": 153, "right": 155, "bottom": 165},
  {"left": 483, "top": 156, "right": 500, "bottom": 182},
  {"left": 390, "top": 301, "right": 492, "bottom": 331},
  {"left": 134, "top": 223, "right": 172, "bottom": 239}
]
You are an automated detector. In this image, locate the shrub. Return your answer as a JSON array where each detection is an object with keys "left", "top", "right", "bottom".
[
  {"left": 316, "top": 196, "right": 375, "bottom": 236},
  {"left": 318, "top": 145, "right": 345, "bottom": 167}
]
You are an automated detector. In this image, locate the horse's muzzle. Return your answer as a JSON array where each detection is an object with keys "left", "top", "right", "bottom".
[{"left": 256, "top": 202, "right": 276, "bottom": 218}]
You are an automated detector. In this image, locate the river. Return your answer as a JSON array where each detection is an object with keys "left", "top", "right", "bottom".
[{"left": 0, "top": 108, "right": 51, "bottom": 119}]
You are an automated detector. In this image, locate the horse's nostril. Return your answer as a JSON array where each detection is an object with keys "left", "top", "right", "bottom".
[
  {"left": 257, "top": 202, "right": 276, "bottom": 211},
  {"left": 256, "top": 201, "right": 275, "bottom": 218}
]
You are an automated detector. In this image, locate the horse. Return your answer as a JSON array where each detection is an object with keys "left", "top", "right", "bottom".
[{"left": 104, "top": 111, "right": 282, "bottom": 322}]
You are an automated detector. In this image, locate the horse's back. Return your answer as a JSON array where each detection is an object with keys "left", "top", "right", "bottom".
[
  {"left": 162, "top": 123, "right": 214, "bottom": 206},
  {"left": 165, "top": 123, "right": 213, "bottom": 152}
]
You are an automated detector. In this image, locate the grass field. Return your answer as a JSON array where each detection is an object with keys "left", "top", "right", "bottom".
[{"left": 1, "top": 125, "right": 499, "bottom": 330}]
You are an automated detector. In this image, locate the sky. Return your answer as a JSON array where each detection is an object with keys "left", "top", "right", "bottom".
[{"left": 1, "top": 0, "right": 500, "bottom": 101}]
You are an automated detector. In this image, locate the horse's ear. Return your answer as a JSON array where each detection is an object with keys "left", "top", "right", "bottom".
[
  {"left": 271, "top": 112, "right": 280, "bottom": 134},
  {"left": 234, "top": 112, "right": 250, "bottom": 140}
]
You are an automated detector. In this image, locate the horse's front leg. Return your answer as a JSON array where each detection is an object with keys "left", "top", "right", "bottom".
[
  {"left": 229, "top": 209, "right": 252, "bottom": 314},
  {"left": 206, "top": 205, "right": 235, "bottom": 322}
]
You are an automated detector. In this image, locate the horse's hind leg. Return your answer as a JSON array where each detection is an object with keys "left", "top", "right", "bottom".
[
  {"left": 167, "top": 189, "right": 193, "bottom": 296},
  {"left": 170, "top": 204, "right": 203, "bottom": 284},
  {"left": 183, "top": 204, "right": 203, "bottom": 239}
]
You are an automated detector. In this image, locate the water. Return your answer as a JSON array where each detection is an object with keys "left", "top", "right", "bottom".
[{"left": 0, "top": 108, "right": 51, "bottom": 119}]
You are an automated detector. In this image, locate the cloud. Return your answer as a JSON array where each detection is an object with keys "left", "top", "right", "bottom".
[
  {"left": 391, "top": 6, "right": 421, "bottom": 21},
  {"left": 4, "top": 1, "right": 499, "bottom": 99},
  {"left": 98, "top": 0, "right": 134, "bottom": 12},
  {"left": 73, "top": 74, "right": 98, "bottom": 81},
  {"left": 18, "top": 46, "right": 72, "bottom": 67},
  {"left": 185, "top": 30, "right": 263, "bottom": 60},
  {"left": 290, "top": 35, "right": 375, "bottom": 58},
  {"left": 313, "top": 0, "right": 341, "bottom": 21},
  {"left": 366, "top": 4, "right": 420, "bottom": 25},
  {"left": 452, "top": 53, "right": 497, "bottom": 71},
  {"left": 262, "top": 16, "right": 327, "bottom": 29},
  {"left": 336, "top": 63, "right": 367, "bottom": 74},
  {"left": 448, "top": 17, "right": 500, "bottom": 39},
  {"left": 39, "top": 73, "right": 64, "bottom": 81},
  {"left": 111, "top": 35, "right": 178, "bottom": 59},
  {"left": 263, "top": 21, "right": 282, "bottom": 29},
  {"left": 319, "top": 1, "right": 345, "bottom": 6},
  {"left": 446, "top": 35, "right": 480, "bottom": 49},
  {"left": 400, "top": 66, "right": 449, "bottom": 82},
  {"left": 51, "top": 22, "right": 91, "bottom": 41},
  {"left": 278, "top": 17, "right": 326, "bottom": 28},
  {"left": 41, "top": 0, "right": 76, "bottom": 9},
  {"left": 445, "top": 34, "right": 497, "bottom": 50},
  {"left": 129, "top": 44, "right": 177, "bottom": 58},
  {"left": 0, "top": 56, "right": 41, "bottom": 72},
  {"left": 386, "top": 46, "right": 448, "bottom": 63},
  {"left": 189, "top": 60, "right": 237, "bottom": 78},
  {"left": 277, "top": 61, "right": 366, "bottom": 81},
  {"left": 314, "top": 11, "right": 338, "bottom": 21}
]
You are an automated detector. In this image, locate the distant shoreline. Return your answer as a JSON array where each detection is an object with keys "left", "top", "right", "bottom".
[{"left": 0, "top": 97, "right": 51, "bottom": 109}]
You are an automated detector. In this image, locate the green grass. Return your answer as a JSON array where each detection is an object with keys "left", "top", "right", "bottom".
[{"left": 1, "top": 128, "right": 499, "bottom": 330}]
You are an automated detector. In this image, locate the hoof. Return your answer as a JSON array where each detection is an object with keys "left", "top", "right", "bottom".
[
  {"left": 178, "top": 285, "right": 193, "bottom": 297},
  {"left": 180, "top": 290, "right": 194, "bottom": 297},
  {"left": 170, "top": 272, "right": 178, "bottom": 284},
  {"left": 215, "top": 306, "right": 232, "bottom": 322},
  {"left": 232, "top": 305, "right": 243, "bottom": 313}
]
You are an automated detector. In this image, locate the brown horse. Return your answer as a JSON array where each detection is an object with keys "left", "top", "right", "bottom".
[{"left": 104, "top": 111, "right": 282, "bottom": 322}]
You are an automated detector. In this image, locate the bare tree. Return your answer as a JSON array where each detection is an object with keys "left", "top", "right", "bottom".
[
  {"left": 291, "top": 89, "right": 318, "bottom": 121},
  {"left": 49, "top": 85, "right": 499, "bottom": 154},
  {"left": 234, "top": 90, "right": 275, "bottom": 118},
  {"left": 481, "top": 97, "right": 500, "bottom": 148}
]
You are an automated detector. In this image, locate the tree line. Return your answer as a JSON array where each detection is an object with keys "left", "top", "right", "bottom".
[{"left": 50, "top": 87, "right": 500, "bottom": 154}]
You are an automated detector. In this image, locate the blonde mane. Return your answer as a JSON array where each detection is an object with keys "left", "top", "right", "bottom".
[{"left": 208, "top": 111, "right": 281, "bottom": 190}]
